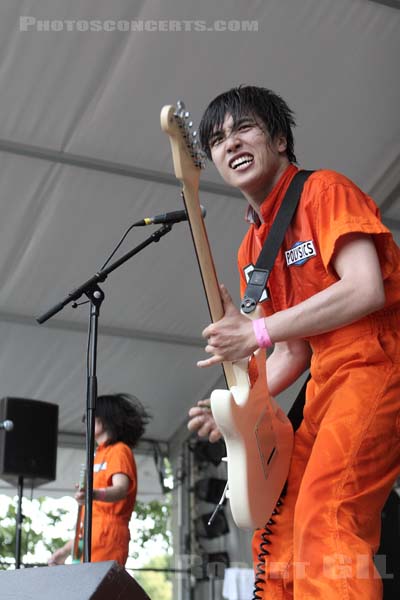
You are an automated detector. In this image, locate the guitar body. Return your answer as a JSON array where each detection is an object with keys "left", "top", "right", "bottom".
[
  {"left": 161, "top": 103, "right": 293, "bottom": 530},
  {"left": 211, "top": 351, "right": 293, "bottom": 528}
]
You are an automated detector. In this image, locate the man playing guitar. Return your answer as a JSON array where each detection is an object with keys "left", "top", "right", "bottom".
[
  {"left": 48, "top": 394, "right": 150, "bottom": 567},
  {"left": 188, "top": 85, "right": 400, "bottom": 599}
]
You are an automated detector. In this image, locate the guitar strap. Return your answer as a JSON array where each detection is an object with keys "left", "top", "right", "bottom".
[
  {"left": 287, "top": 372, "right": 311, "bottom": 431},
  {"left": 241, "top": 169, "right": 315, "bottom": 430},
  {"left": 241, "top": 170, "right": 315, "bottom": 315}
]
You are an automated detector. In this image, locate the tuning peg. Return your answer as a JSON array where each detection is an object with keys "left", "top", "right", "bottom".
[{"left": 175, "top": 100, "right": 187, "bottom": 121}]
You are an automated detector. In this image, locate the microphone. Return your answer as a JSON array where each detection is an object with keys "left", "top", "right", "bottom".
[
  {"left": 133, "top": 205, "right": 206, "bottom": 226},
  {"left": 0, "top": 420, "right": 14, "bottom": 432}
]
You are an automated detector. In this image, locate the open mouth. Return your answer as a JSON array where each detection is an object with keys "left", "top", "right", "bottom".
[{"left": 229, "top": 154, "right": 254, "bottom": 170}]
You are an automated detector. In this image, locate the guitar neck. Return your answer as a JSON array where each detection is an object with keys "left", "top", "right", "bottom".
[
  {"left": 72, "top": 504, "right": 83, "bottom": 561},
  {"left": 71, "top": 464, "right": 86, "bottom": 561},
  {"left": 180, "top": 182, "right": 236, "bottom": 388},
  {"left": 160, "top": 103, "right": 236, "bottom": 387}
]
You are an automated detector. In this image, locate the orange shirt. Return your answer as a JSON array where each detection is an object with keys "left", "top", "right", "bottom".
[
  {"left": 238, "top": 165, "right": 400, "bottom": 345},
  {"left": 92, "top": 441, "right": 137, "bottom": 523},
  {"left": 76, "top": 441, "right": 137, "bottom": 565}
]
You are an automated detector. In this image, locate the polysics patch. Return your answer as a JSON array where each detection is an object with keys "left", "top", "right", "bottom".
[{"left": 285, "top": 240, "right": 316, "bottom": 266}]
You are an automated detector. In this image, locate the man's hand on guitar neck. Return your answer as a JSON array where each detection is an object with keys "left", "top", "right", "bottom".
[
  {"left": 197, "top": 284, "right": 258, "bottom": 367},
  {"left": 188, "top": 399, "right": 221, "bottom": 442}
]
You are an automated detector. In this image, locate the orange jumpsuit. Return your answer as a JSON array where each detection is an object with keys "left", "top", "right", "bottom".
[
  {"left": 81, "top": 441, "right": 137, "bottom": 565},
  {"left": 238, "top": 164, "right": 400, "bottom": 599}
]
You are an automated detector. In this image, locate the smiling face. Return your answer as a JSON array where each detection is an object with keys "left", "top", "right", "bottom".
[{"left": 209, "top": 114, "right": 290, "bottom": 211}]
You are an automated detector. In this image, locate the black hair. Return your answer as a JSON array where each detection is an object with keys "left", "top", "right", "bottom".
[
  {"left": 199, "top": 85, "right": 297, "bottom": 163},
  {"left": 95, "top": 393, "right": 151, "bottom": 448}
]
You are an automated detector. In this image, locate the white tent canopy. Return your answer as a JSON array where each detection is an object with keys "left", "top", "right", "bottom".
[{"left": 0, "top": 0, "right": 399, "bottom": 501}]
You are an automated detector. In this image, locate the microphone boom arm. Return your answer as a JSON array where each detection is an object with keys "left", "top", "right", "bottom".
[
  {"left": 36, "top": 223, "right": 175, "bottom": 563},
  {"left": 36, "top": 224, "right": 174, "bottom": 324}
]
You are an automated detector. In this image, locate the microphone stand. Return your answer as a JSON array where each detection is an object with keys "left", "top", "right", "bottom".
[
  {"left": 15, "top": 476, "right": 24, "bottom": 569},
  {"left": 37, "top": 223, "right": 174, "bottom": 562}
]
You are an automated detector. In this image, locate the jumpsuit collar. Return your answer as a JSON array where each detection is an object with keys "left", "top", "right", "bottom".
[{"left": 245, "top": 163, "right": 299, "bottom": 227}]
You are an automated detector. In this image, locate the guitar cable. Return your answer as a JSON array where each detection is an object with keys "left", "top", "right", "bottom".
[{"left": 252, "top": 483, "right": 287, "bottom": 600}]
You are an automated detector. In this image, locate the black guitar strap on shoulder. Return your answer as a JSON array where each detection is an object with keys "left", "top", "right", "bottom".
[{"left": 241, "top": 169, "right": 315, "bottom": 315}]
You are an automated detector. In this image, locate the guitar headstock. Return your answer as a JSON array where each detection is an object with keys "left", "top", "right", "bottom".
[{"left": 160, "top": 101, "right": 206, "bottom": 189}]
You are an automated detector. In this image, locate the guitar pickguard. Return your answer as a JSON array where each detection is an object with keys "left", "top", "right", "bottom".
[{"left": 254, "top": 407, "right": 278, "bottom": 480}]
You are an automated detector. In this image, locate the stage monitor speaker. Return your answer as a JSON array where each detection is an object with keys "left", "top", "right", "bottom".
[
  {"left": 194, "top": 508, "right": 230, "bottom": 539},
  {"left": 0, "top": 560, "right": 151, "bottom": 600},
  {"left": 194, "top": 477, "right": 227, "bottom": 504},
  {"left": 0, "top": 397, "right": 58, "bottom": 487}
]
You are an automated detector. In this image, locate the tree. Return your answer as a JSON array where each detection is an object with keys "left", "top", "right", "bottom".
[
  {"left": 131, "top": 498, "right": 172, "bottom": 556},
  {"left": 0, "top": 493, "right": 172, "bottom": 569},
  {"left": 0, "top": 496, "right": 69, "bottom": 568}
]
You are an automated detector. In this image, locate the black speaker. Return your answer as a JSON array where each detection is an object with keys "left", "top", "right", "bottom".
[
  {"left": 194, "top": 508, "right": 230, "bottom": 539},
  {"left": 192, "top": 439, "right": 226, "bottom": 466},
  {"left": 0, "top": 560, "right": 151, "bottom": 600},
  {"left": 194, "top": 477, "right": 227, "bottom": 504},
  {"left": 0, "top": 397, "right": 58, "bottom": 487}
]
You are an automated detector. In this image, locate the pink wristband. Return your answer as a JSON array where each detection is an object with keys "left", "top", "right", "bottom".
[
  {"left": 97, "top": 488, "right": 106, "bottom": 502},
  {"left": 252, "top": 318, "right": 273, "bottom": 349}
]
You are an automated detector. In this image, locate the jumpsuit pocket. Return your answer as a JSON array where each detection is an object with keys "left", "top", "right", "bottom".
[
  {"left": 374, "top": 331, "right": 400, "bottom": 438},
  {"left": 375, "top": 331, "right": 400, "bottom": 366}
]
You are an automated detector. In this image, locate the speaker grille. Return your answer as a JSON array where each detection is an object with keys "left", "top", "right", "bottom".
[{"left": 0, "top": 397, "right": 58, "bottom": 487}]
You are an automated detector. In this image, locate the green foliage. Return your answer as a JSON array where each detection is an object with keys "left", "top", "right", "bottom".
[
  {"left": 134, "top": 555, "right": 172, "bottom": 600},
  {"left": 131, "top": 495, "right": 172, "bottom": 556},
  {"left": 0, "top": 496, "right": 69, "bottom": 569},
  {"left": 0, "top": 493, "right": 173, "bottom": 569}
]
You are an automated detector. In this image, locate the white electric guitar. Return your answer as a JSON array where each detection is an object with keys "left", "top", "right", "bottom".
[{"left": 161, "top": 102, "right": 293, "bottom": 529}]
